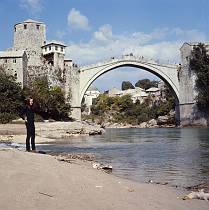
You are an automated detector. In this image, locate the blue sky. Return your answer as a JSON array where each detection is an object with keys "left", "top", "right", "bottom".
[{"left": 0, "top": 0, "right": 208, "bottom": 91}]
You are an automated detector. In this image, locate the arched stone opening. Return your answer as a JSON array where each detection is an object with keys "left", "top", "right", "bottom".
[{"left": 79, "top": 61, "right": 179, "bottom": 124}]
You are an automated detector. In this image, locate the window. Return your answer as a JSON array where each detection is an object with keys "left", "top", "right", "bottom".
[
  {"left": 49, "top": 46, "right": 51, "bottom": 51},
  {"left": 36, "top": 24, "right": 40, "bottom": 30},
  {"left": 5, "top": 59, "right": 7, "bottom": 63},
  {"left": 55, "top": 46, "right": 58, "bottom": 51},
  {"left": 14, "top": 73, "right": 17, "bottom": 78},
  {"left": 61, "top": 47, "right": 63, "bottom": 52},
  {"left": 13, "top": 59, "right": 16, "bottom": 63},
  {"left": 14, "top": 27, "right": 16, "bottom": 32},
  {"left": 45, "top": 47, "right": 47, "bottom": 52},
  {"left": 24, "top": 24, "right": 27, "bottom": 29}
]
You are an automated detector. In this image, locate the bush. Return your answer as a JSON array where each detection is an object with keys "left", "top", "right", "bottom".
[
  {"left": 121, "top": 81, "right": 135, "bottom": 90},
  {"left": 0, "top": 67, "right": 23, "bottom": 123},
  {"left": 24, "top": 76, "right": 71, "bottom": 121},
  {"left": 89, "top": 91, "right": 175, "bottom": 125},
  {"left": 135, "top": 79, "right": 158, "bottom": 90},
  {"left": 190, "top": 43, "right": 209, "bottom": 112}
]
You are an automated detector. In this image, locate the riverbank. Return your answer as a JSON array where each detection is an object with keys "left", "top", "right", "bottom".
[
  {"left": 0, "top": 121, "right": 104, "bottom": 144},
  {"left": 0, "top": 148, "right": 208, "bottom": 210}
]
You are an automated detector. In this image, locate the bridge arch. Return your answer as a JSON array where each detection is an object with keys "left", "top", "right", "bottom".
[{"left": 79, "top": 59, "right": 180, "bottom": 105}]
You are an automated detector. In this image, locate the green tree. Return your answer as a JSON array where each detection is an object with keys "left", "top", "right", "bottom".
[
  {"left": 121, "top": 81, "right": 134, "bottom": 90},
  {"left": 116, "top": 94, "right": 133, "bottom": 111},
  {"left": 190, "top": 43, "right": 209, "bottom": 112},
  {"left": 85, "top": 87, "right": 176, "bottom": 125},
  {"left": 135, "top": 79, "right": 158, "bottom": 90},
  {"left": 0, "top": 66, "right": 23, "bottom": 123},
  {"left": 26, "top": 76, "right": 71, "bottom": 120}
]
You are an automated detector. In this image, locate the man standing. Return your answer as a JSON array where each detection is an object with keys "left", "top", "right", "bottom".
[{"left": 21, "top": 97, "right": 36, "bottom": 152}]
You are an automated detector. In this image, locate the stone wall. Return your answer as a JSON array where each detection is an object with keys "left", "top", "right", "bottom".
[
  {"left": 54, "top": 53, "right": 64, "bottom": 70},
  {"left": 13, "top": 20, "right": 46, "bottom": 67},
  {"left": 0, "top": 51, "right": 27, "bottom": 88},
  {"left": 179, "top": 43, "right": 209, "bottom": 126},
  {"left": 65, "top": 66, "right": 81, "bottom": 120}
]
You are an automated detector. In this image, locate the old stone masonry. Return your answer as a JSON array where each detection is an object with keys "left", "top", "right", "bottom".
[
  {"left": 0, "top": 19, "right": 208, "bottom": 126},
  {"left": 0, "top": 19, "right": 76, "bottom": 102}
]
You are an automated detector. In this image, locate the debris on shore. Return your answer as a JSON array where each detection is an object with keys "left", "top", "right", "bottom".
[
  {"left": 49, "top": 152, "right": 96, "bottom": 162},
  {"left": 147, "top": 179, "right": 168, "bottom": 185},
  {"left": 92, "top": 162, "right": 113, "bottom": 173},
  {"left": 181, "top": 189, "right": 209, "bottom": 201},
  {"left": 186, "top": 182, "right": 209, "bottom": 192}
]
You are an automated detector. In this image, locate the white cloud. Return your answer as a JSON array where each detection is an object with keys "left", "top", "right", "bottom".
[
  {"left": 66, "top": 25, "right": 206, "bottom": 66},
  {"left": 68, "top": 8, "right": 90, "bottom": 31},
  {"left": 171, "top": 28, "right": 207, "bottom": 41},
  {"left": 20, "top": 0, "right": 42, "bottom": 14},
  {"left": 65, "top": 25, "right": 206, "bottom": 90},
  {"left": 94, "top": 24, "right": 113, "bottom": 42}
]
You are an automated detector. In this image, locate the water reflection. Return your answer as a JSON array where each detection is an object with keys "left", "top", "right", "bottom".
[{"left": 37, "top": 128, "right": 209, "bottom": 187}]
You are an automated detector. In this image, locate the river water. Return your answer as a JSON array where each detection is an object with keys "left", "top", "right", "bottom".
[{"left": 37, "top": 128, "right": 209, "bottom": 188}]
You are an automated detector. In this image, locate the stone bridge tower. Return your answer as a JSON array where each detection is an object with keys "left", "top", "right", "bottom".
[
  {"left": 13, "top": 19, "right": 46, "bottom": 66},
  {"left": 179, "top": 42, "right": 209, "bottom": 126}
]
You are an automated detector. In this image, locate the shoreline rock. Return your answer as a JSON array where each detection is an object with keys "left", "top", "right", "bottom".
[{"left": 0, "top": 121, "right": 105, "bottom": 139}]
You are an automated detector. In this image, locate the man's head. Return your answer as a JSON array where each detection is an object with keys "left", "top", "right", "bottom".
[{"left": 27, "top": 97, "right": 34, "bottom": 107}]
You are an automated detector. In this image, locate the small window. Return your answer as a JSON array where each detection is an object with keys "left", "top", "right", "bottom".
[
  {"left": 5, "top": 59, "right": 7, "bottom": 63},
  {"left": 13, "top": 59, "right": 16, "bottom": 63},
  {"left": 36, "top": 24, "right": 40, "bottom": 30},
  {"left": 45, "top": 47, "right": 47, "bottom": 52},
  {"left": 24, "top": 24, "right": 27, "bottom": 29},
  {"left": 14, "top": 73, "right": 17, "bottom": 78},
  {"left": 61, "top": 47, "right": 63, "bottom": 52},
  {"left": 55, "top": 46, "right": 58, "bottom": 51},
  {"left": 49, "top": 46, "right": 51, "bottom": 51},
  {"left": 14, "top": 27, "right": 16, "bottom": 32}
]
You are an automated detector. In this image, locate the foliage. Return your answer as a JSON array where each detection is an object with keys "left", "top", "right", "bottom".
[
  {"left": 190, "top": 43, "right": 209, "bottom": 112},
  {"left": 25, "top": 76, "right": 71, "bottom": 121},
  {"left": 89, "top": 91, "right": 175, "bottom": 125},
  {"left": 121, "top": 81, "right": 135, "bottom": 90},
  {"left": 0, "top": 66, "right": 23, "bottom": 123},
  {"left": 135, "top": 79, "right": 158, "bottom": 90}
]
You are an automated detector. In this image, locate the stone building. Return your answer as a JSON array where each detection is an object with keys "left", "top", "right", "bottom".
[
  {"left": 14, "top": 19, "right": 46, "bottom": 67},
  {"left": 83, "top": 86, "right": 101, "bottom": 114},
  {"left": 0, "top": 19, "right": 74, "bottom": 94},
  {"left": 42, "top": 41, "right": 66, "bottom": 70},
  {"left": 0, "top": 50, "right": 27, "bottom": 87},
  {"left": 108, "top": 87, "right": 122, "bottom": 97}
]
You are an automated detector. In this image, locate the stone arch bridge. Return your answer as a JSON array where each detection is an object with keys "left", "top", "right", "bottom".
[
  {"left": 68, "top": 49, "right": 207, "bottom": 126},
  {"left": 69, "top": 55, "right": 180, "bottom": 121}
]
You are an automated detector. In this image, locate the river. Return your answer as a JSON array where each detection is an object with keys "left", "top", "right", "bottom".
[{"left": 37, "top": 128, "right": 209, "bottom": 188}]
